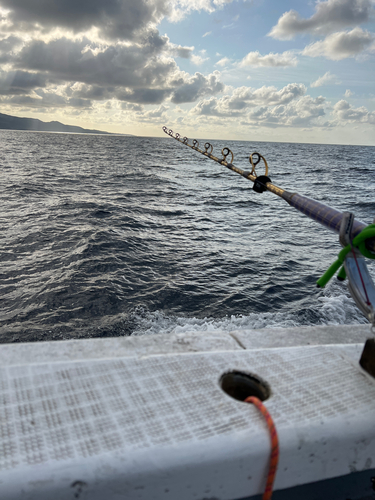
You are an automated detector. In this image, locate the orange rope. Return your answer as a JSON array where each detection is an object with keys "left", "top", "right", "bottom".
[{"left": 245, "top": 396, "right": 279, "bottom": 500}]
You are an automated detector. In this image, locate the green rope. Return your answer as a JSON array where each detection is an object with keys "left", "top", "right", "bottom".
[{"left": 317, "top": 224, "right": 375, "bottom": 288}]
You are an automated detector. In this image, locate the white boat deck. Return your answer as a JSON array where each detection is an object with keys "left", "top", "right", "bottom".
[{"left": 1, "top": 325, "right": 374, "bottom": 499}]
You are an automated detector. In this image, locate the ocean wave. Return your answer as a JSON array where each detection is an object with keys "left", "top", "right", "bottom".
[{"left": 0, "top": 132, "right": 373, "bottom": 343}]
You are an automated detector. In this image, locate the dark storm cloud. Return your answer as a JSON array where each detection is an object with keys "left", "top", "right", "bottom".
[
  {"left": 6, "top": 36, "right": 225, "bottom": 106},
  {"left": 1, "top": 89, "right": 92, "bottom": 108},
  {"left": 67, "top": 74, "right": 224, "bottom": 106},
  {"left": 15, "top": 37, "right": 174, "bottom": 88},
  {"left": 0, "top": 35, "right": 22, "bottom": 51},
  {"left": 67, "top": 84, "right": 113, "bottom": 100},
  {"left": 67, "top": 83, "right": 171, "bottom": 104},
  {"left": 0, "top": 0, "right": 169, "bottom": 40},
  {"left": 0, "top": 1, "right": 228, "bottom": 111},
  {"left": 0, "top": 35, "right": 23, "bottom": 63},
  {"left": 4, "top": 92, "right": 65, "bottom": 107},
  {"left": 66, "top": 97, "right": 92, "bottom": 108},
  {"left": 0, "top": 70, "right": 47, "bottom": 94},
  {"left": 116, "top": 88, "right": 171, "bottom": 104}
]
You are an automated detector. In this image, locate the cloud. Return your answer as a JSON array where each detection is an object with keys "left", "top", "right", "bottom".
[
  {"left": 215, "top": 57, "right": 231, "bottom": 67},
  {"left": 191, "top": 88, "right": 327, "bottom": 129},
  {"left": 239, "top": 51, "right": 298, "bottom": 67},
  {"left": 137, "top": 104, "right": 169, "bottom": 120},
  {"left": 14, "top": 36, "right": 176, "bottom": 88},
  {"left": 202, "top": 31, "right": 212, "bottom": 37},
  {"left": 1, "top": 87, "right": 92, "bottom": 109},
  {"left": 67, "top": 70, "right": 224, "bottom": 106},
  {"left": 0, "top": 0, "right": 242, "bottom": 41},
  {"left": 302, "top": 27, "right": 374, "bottom": 60},
  {"left": 269, "top": 0, "right": 373, "bottom": 40},
  {"left": 191, "top": 97, "right": 223, "bottom": 116},
  {"left": 120, "top": 102, "right": 143, "bottom": 111},
  {"left": 0, "top": 30, "right": 226, "bottom": 108},
  {"left": 191, "top": 53, "right": 209, "bottom": 65},
  {"left": 0, "top": 69, "right": 46, "bottom": 94},
  {"left": 115, "top": 88, "right": 172, "bottom": 105},
  {"left": 0, "top": 69, "right": 225, "bottom": 109},
  {"left": 191, "top": 83, "right": 307, "bottom": 116},
  {"left": 344, "top": 89, "right": 353, "bottom": 97},
  {"left": 171, "top": 71, "right": 224, "bottom": 103},
  {"left": 311, "top": 71, "right": 341, "bottom": 87},
  {"left": 251, "top": 83, "right": 307, "bottom": 105},
  {"left": 67, "top": 82, "right": 110, "bottom": 101},
  {"left": 0, "top": 35, "right": 23, "bottom": 62},
  {"left": 333, "top": 99, "right": 375, "bottom": 123},
  {"left": 245, "top": 95, "right": 326, "bottom": 127},
  {"left": 168, "top": 0, "right": 237, "bottom": 22},
  {"left": 169, "top": 43, "right": 194, "bottom": 59},
  {"left": 0, "top": 0, "right": 170, "bottom": 41}
]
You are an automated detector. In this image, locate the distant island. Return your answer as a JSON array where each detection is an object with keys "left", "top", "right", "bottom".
[{"left": 0, "top": 112, "right": 112, "bottom": 135}]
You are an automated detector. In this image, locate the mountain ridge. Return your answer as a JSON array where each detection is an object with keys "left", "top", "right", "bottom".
[{"left": 0, "top": 112, "right": 114, "bottom": 135}]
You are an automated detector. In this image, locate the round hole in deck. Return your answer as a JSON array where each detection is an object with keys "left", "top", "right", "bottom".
[{"left": 220, "top": 371, "right": 270, "bottom": 402}]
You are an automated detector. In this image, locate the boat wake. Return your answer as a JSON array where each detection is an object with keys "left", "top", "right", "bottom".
[{"left": 129, "top": 283, "right": 368, "bottom": 337}]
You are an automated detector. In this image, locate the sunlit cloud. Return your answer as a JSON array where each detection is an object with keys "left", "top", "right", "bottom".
[
  {"left": 311, "top": 71, "right": 341, "bottom": 87},
  {"left": 302, "top": 28, "right": 374, "bottom": 60},
  {"left": 215, "top": 57, "right": 231, "bottom": 67},
  {"left": 333, "top": 99, "right": 375, "bottom": 123},
  {"left": 240, "top": 50, "right": 298, "bottom": 67},
  {"left": 269, "top": 0, "right": 373, "bottom": 40}
]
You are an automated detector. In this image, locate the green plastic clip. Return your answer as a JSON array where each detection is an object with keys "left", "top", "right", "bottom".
[{"left": 317, "top": 224, "right": 375, "bottom": 288}]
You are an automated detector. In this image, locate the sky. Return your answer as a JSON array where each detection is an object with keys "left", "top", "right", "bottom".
[{"left": 0, "top": 0, "right": 374, "bottom": 145}]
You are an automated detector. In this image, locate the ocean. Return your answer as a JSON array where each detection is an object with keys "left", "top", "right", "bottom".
[{"left": 1, "top": 129, "right": 374, "bottom": 344}]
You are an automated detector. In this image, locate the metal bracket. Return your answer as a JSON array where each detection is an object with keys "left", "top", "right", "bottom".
[{"left": 339, "top": 213, "right": 375, "bottom": 324}]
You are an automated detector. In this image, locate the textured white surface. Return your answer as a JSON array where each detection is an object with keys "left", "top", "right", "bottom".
[
  {"left": 1, "top": 334, "right": 375, "bottom": 499},
  {"left": 231, "top": 324, "right": 371, "bottom": 349},
  {"left": 0, "top": 330, "right": 241, "bottom": 366},
  {"left": 0, "top": 324, "right": 371, "bottom": 367}
]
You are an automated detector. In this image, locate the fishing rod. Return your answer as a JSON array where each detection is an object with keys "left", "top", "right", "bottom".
[{"left": 162, "top": 126, "right": 375, "bottom": 329}]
